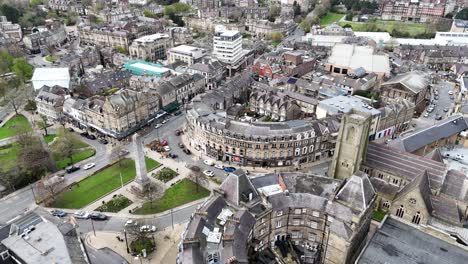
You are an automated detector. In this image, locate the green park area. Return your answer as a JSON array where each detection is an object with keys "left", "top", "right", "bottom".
[
  {"left": 49, "top": 129, "right": 95, "bottom": 170},
  {"left": 53, "top": 158, "right": 136, "bottom": 209},
  {"left": 320, "top": 12, "right": 345, "bottom": 26},
  {"left": 44, "top": 134, "right": 57, "bottom": 144},
  {"left": 0, "top": 143, "right": 20, "bottom": 172},
  {"left": 145, "top": 156, "right": 161, "bottom": 171},
  {"left": 133, "top": 179, "right": 210, "bottom": 214},
  {"left": 0, "top": 115, "right": 32, "bottom": 140},
  {"left": 372, "top": 210, "right": 387, "bottom": 222},
  {"left": 338, "top": 20, "right": 449, "bottom": 38},
  {"left": 96, "top": 195, "right": 133, "bottom": 213},
  {"left": 54, "top": 149, "right": 96, "bottom": 170}
]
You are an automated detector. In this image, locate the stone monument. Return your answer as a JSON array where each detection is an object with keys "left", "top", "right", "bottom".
[{"left": 132, "top": 133, "right": 150, "bottom": 191}]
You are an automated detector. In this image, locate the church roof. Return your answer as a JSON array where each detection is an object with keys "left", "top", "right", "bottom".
[
  {"left": 335, "top": 172, "right": 375, "bottom": 211},
  {"left": 424, "top": 148, "right": 444, "bottom": 163},
  {"left": 394, "top": 170, "right": 433, "bottom": 214},
  {"left": 219, "top": 169, "right": 258, "bottom": 207}
]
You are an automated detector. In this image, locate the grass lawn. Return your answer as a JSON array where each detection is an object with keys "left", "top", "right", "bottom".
[
  {"left": 154, "top": 167, "right": 177, "bottom": 183},
  {"left": 320, "top": 12, "right": 345, "bottom": 26},
  {"left": 271, "top": 41, "right": 280, "bottom": 47},
  {"left": 0, "top": 115, "right": 32, "bottom": 140},
  {"left": 338, "top": 20, "right": 439, "bottom": 37},
  {"left": 145, "top": 156, "right": 161, "bottom": 171},
  {"left": 44, "top": 134, "right": 57, "bottom": 144},
  {"left": 54, "top": 149, "right": 96, "bottom": 170},
  {"left": 95, "top": 195, "right": 133, "bottom": 213},
  {"left": 372, "top": 210, "right": 387, "bottom": 222},
  {"left": 53, "top": 158, "right": 136, "bottom": 209},
  {"left": 0, "top": 143, "right": 20, "bottom": 171},
  {"left": 133, "top": 179, "right": 210, "bottom": 214}
]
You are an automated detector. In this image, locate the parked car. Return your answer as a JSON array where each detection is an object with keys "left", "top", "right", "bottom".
[
  {"left": 214, "top": 164, "right": 224, "bottom": 169},
  {"left": 448, "top": 90, "right": 454, "bottom": 95},
  {"left": 224, "top": 167, "right": 236, "bottom": 173},
  {"left": 50, "top": 209, "right": 67, "bottom": 217},
  {"left": 168, "top": 153, "right": 178, "bottom": 158},
  {"left": 173, "top": 111, "right": 182, "bottom": 116},
  {"left": 140, "top": 225, "right": 157, "bottom": 233},
  {"left": 83, "top": 163, "right": 95, "bottom": 170},
  {"left": 204, "top": 160, "right": 215, "bottom": 166},
  {"left": 155, "top": 124, "right": 162, "bottom": 129},
  {"left": 435, "top": 114, "right": 442, "bottom": 120},
  {"left": 163, "top": 146, "right": 171, "bottom": 152},
  {"left": 73, "top": 211, "right": 89, "bottom": 219},
  {"left": 125, "top": 220, "right": 138, "bottom": 227},
  {"left": 434, "top": 95, "right": 439, "bottom": 100},
  {"left": 80, "top": 132, "right": 89, "bottom": 137},
  {"left": 87, "top": 134, "right": 96, "bottom": 140},
  {"left": 89, "top": 212, "right": 108, "bottom": 221},
  {"left": 203, "top": 170, "right": 215, "bottom": 177},
  {"left": 178, "top": 143, "right": 185, "bottom": 149},
  {"left": 66, "top": 166, "right": 80, "bottom": 174},
  {"left": 183, "top": 149, "right": 191, "bottom": 155},
  {"left": 450, "top": 95, "right": 455, "bottom": 100},
  {"left": 175, "top": 129, "right": 183, "bottom": 136},
  {"left": 162, "top": 119, "right": 168, "bottom": 124},
  {"left": 443, "top": 108, "right": 449, "bottom": 112},
  {"left": 423, "top": 113, "right": 429, "bottom": 118},
  {"left": 67, "top": 127, "right": 74, "bottom": 132},
  {"left": 99, "top": 138, "right": 108, "bottom": 144}
]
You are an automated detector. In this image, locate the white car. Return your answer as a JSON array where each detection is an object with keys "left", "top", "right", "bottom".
[
  {"left": 140, "top": 225, "right": 157, "bottom": 233},
  {"left": 125, "top": 220, "right": 138, "bottom": 227},
  {"left": 204, "top": 160, "right": 214, "bottom": 166},
  {"left": 154, "top": 124, "right": 162, "bottom": 129},
  {"left": 83, "top": 163, "right": 95, "bottom": 170},
  {"left": 214, "top": 164, "right": 224, "bottom": 169},
  {"left": 73, "top": 211, "right": 89, "bottom": 219},
  {"left": 163, "top": 146, "right": 171, "bottom": 152},
  {"left": 162, "top": 119, "right": 168, "bottom": 124},
  {"left": 423, "top": 113, "right": 429, "bottom": 117},
  {"left": 448, "top": 90, "right": 454, "bottom": 95},
  {"left": 203, "top": 170, "right": 215, "bottom": 177}
]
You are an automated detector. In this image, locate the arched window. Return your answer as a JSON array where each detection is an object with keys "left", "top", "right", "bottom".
[
  {"left": 412, "top": 212, "right": 421, "bottom": 225},
  {"left": 382, "top": 200, "right": 390, "bottom": 209},
  {"left": 347, "top": 126, "right": 356, "bottom": 141},
  {"left": 396, "top": 205, "right": 405, "bottom": 218}
]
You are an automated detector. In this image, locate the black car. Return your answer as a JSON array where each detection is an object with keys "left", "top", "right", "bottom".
[
  {"left": 435, "top": 114, "right": 442, "bottom": 120},
  {"left": 50, "top": 209, "right": 67, "bottom": 217},
  {"left": 183, "top": 149, "right": 191, "bottom": 155},
  {"left": 68, "top": 127, "right": 74, "bottom": 132},
  {"left": 89, "top": 212, "right": 108, "bottom": 221},
  {"left": 174, "top": 111, "right": 182, "bottom": 116},
  {"left": 99, "top": 138, "right": 108, "bottom": 144},
  {"left": 168, "top": 153, "right": 178, "bottom": 158},
  {"left": 80, "top": 132, "right": 89, "bottom": 137},
  {"left": 66, "top": 166, "right": 80, "bottom": 174},
  {"left": 87, "top": 134, "right": 96, "bottom": 140},
  {"left": 178, "top": 143, "right": 185, "bottom": 149}
]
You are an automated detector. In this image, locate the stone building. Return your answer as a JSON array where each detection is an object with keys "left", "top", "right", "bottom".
[
  {"left": 48, "top": 0, "right": 85, "bottom": 15},
  {"left": 249, "top": 89, "right": 302, "bottom": 121},
  {"left": 129, "top": 33, "right": 172, "bottom": 62},
  {"left": 380, "top": 71, "right": 430, "bottom": 114},
  {"left": 179, "top": 168, "right": 376, "bottom": 264},
  {"left": 245, "top": 19, "right": 295, "bottom": 38},
  {"left": 167, "top": 27, "right": 193, "bottom": 45},
  {"left": 23, "top": 22, "right": 67, "bottom": 54},
  {"left": 167, "top": 45, "right": 207, "bottom": 65},
  {"left": 381, "top": 0, "right": 446, "bottom": 22},
  {"left": 0, "top": 16, "right": 22, "bottom": 41},
  {"left": 78, "top": 26, "right": 132, "bottom": 50},
  {"left": 185, "top": 73, "right": 340, "bottom": 167},
  {"left": 187, "top": 60, "right": 225, "bottom": 90},
  {"left": 35, "top": 85, "right": 68, "bottom": 121},
  {"left": 374, "top": 99, "right": 415, "bottom": 140}
]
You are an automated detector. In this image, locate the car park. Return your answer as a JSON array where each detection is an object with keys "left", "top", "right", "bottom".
[
  {"left": 66, "top": 166, "right": 80, "bottom": 173},
  {"left": 50, "top": 210, "right": 67, "bottom": 217},
  {"left": 73, "top": 211, "right": 89, "bottom": 219},
  {"left": 224, "top": 167, "right": 236, "bottom": 173},
  {"left": 83, "top": 163, "right": 95, "bottom": 170},
  {"left": 89, "top": 212, "right": 108, "bottom": 221},
  {"left": 203, "top": 170, "right": 215, "bottom": 177},
  {"left": 140, "top": 225, "right": 157, "bottom": 232}
]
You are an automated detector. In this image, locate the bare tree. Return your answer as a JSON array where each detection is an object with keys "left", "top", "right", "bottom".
[
  {"left": 138, "top": 182, "right": 164, "bottom": 209},
  {"left": 14, "top": 125, "right": 36, "bottom": 149},
  {"left": 0, "top": 168, "right": 17, "bottom": 192},
  {"left": 17, "top": 139, "right": 54, "bottom": 182},
  {"left": 53, "top": 129, "right": 78, "bottom": 167},
  {"left": 37, "top": 174, "right": 66, "bottom": 205},
  {"left": 187, "top": 165, "right": 209, "bottom": 193},
  {"left": 110, "top": 143, "right": 127, "bottom": 167},
  {"left": 37, "top": 115, "right": 50, "bottom": 136}
]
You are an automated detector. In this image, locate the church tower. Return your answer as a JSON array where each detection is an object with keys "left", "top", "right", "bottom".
[{"left": 328, "top": 110, "right": 372, "bottom": 180}]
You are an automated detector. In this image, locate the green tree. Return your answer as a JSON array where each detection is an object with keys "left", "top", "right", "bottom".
[
  {"left": 11, "top": 58, "right": 33, "bottom": 81},
  {"left": 455, "top": 7, "right": 468, "bottom": 20},
  {"left": 268, "top": 4, "right": 281, "bottom": 22},
  {"left": 115, "top": 46, "right": 127, "bottom": 54},
  {"left": 37, "top": 115, "right": 50, "bottom": 136},
  {"left": 299, "top": 19, "right": 311, "bottom": 33},
  {"left": 269, "top": 32, "right": 284, "bottom": 42},
  {"left": 0, "top": 48, "right": 14, "bottom": 73},
  {"left": 293, "top": 1, "right": 301, "bottom": 17},
  {"left": 0, "top": 4, "right": 21, "bottom": 24},
  {"left": 53, "top": 129, "right": 78, "bottom": 166},
  {"left": 143, "top": 9, "right": 158, "bottom": 18}
]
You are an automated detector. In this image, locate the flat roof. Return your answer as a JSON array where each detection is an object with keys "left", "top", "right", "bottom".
[
  {"left": 327, "top": 44, "right": 390, "bottom": 74},
  {"left": 169, "top": 45, "right": 204, "bottom": 54},
  {"left": 357, "top": 217, "right": 468, "bottom": 264},
  {"left": 123, "top": 60, "right": 171, "bottom": 76},
  {"left": 319, "top": 95, "right": 380, "bottom": 116},
  {"left": 133, "top": 33, "right": 169, "bottom": 43},
  {"left": 31, "top": 68, "right": 70, "bottom": 81}
]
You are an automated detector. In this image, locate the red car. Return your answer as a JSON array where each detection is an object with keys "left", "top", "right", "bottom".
[{"left": 161, "top": 140, "right": 168, "bottom": 146}]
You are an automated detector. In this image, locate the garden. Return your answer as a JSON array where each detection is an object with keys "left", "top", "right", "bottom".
[
  {"left": 153, "top": 167, "right": 177, "bottom": 183},
  {"left": 133, "top": 179, "right": 210, "bottom": 214},
  {"left": 145, "top": 156, "right": 161, "bottom": 171},
  {"left": 96, "top": 195, "right": 133, "bottom": 213},
  {"left": 0, "top": 115, "right": 31, "bottom": 140},
  {"left": 53, "top": 158, "right": 136, "bottom": 209}
]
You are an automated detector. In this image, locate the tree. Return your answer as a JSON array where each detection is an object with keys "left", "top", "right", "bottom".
[
  {"left": 37, "top": 174, "right": 65, "bottom": 205},
  {"left": 0, "top": 168, "right": 18, "bottom": 191},
  {"left": 269, "top": 32, "right": 284, "bottom": 42},
  {"left": 11, "top": 58, "right": 33, "bottom": 81},
  {"left": 187, "top": 165, "right": 208, "bottom": 193},
  {"left": 125, "top": 220, "right": 156, "bottom": 255},
  {"left": 53, "top": 129, "right": 78, "bottom": 167},
  {"left": 299, "top": 19, "right": 311, "bottom": 33},
  {"left": 293, "top": 1, "right": 301, "bottom": 17},
  {"left": 268, "top": 5, "right": 281, "bottom": 22},
  {"left": 143, "top": 10, "right": 158, "bottom": 19},
  {"left": 141, "top": 182, "right": 164, "bottom": 209},
  {"left": 37, "top": 115, "right": 50, "bottom": 136},
  {"left": 110, "top": 144, "right": 128, "bottom": 168},
  {"left": 228, "top": 10, "right": 242, "bottom": 22},
  {"left": 17, "top": 139, "right": 54, "bottom": 183},
  {"left": 0, "top": 48, "right": 14, "bottom": 73},
  {"left": 115, "top": 46, "right": 127, "bottom": 55},
  {"left": 0, "top": 4, "right": 21, "bottom": 23}
]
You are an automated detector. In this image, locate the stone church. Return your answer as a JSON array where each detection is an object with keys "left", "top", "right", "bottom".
[{"left": 329, "top": 110, "right": 468, "bottom": 240}]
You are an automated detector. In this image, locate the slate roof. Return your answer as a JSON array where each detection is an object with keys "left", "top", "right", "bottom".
[
  {"left": 219, "top": 169, "right": 258, "bottom": 207},
  {"left": 393, "top": 170, "right": 433, "bottom": 214},
  {"left": 389, "top": 115, "right": 468, "bottom": 152},
  {"left": 424, "top": 148, "right": 444, "bottom": 162},
  {"left": 221, "top": 210, "right": 256, "bottom": 263},
  {"left": 269, "top": 192, "right": 328, "bottom": 212},
  {"left": 357, "top": 217, "right": 468, "bottom": 264},
  {"left": 369, "top": 177, "right": 400, "bottom": 199},
  {"left": 430, "top": 195, "right": 460, "bottom": 225},
  {"left": 364, "top": 143, "right": 447, "bottom": 190},
  {"left": 381, "top": 71, "right": 429, "bottom": 94},
  {"left": 335, "top": 172, "right": 375, "bottom": 211},
  {"left": 440, "top": 169, "right": 468, "bottom": 202}
]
